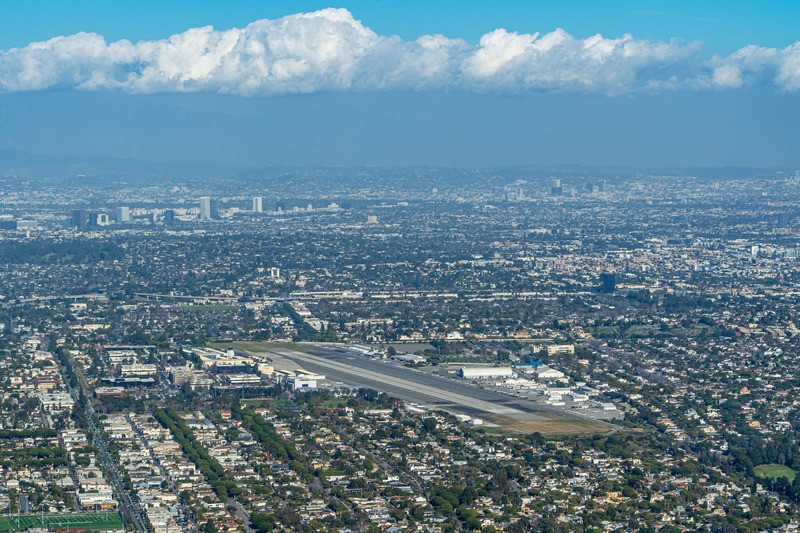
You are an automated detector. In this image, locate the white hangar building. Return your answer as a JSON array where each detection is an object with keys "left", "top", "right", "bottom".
[{"left": 459, "top": 366, "right": 514, "bottom": 379}]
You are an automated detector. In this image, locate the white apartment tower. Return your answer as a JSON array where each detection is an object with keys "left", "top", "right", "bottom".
[
  {"left": 116, "top": 206, "right": 130, "bottom": 223},
  {"left": 199, "top": 197, "right": 211, "bottom": 220}
]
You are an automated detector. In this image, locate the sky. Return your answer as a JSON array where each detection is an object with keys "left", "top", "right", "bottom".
[
  {"left": 1, "top": 1, "right": 799, "bottom": 170},
  {"left": 3, "top": 0, "right": 800, "bottom": 55}
]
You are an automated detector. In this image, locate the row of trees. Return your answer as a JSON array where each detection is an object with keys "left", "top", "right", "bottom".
[
  {"left": 0, "top": 444, "right": 67, "bottom": 468},
  {"left": 153, "top": 407, "right": 242, "bottom": 501},
  {"left": 231, "top": 404, "right": 298, "bottom": 461},
  {"left": 0, "top": 446, "right": 64, "bottom": 458},
  {"left": 0, "top": 457, "right": 68, "bottom": 468},
  {"left": 0, "top": 428, "right": 57, "bottom": 439}
]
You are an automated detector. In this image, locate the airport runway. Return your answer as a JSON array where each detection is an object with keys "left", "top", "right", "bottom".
[{"left": 262, "top": 345, "right": 597, "bottom": 423}]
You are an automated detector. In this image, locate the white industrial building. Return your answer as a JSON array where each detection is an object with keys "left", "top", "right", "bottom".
[
  {"left": 223, "top": 373, "right": 262, "bottom": 387},
  {"left": 534, "top": 365, "right": 565, "bottom": 380},
  {"left": 459, "top": 366, "right": 514, "bottom": 379},
  {"left": 107, "top": 349, "right": 137, "bottom": 364},
  {"left": 287, "top": 376, "right": 318, "bottom": 391},
  {"left": 76, "top": 490, "right": 117, "bottom": 510},
  {"left": 38, "top": 392, "right": 75, "bottom": 413},
  {"left": 120, "top": 364, "right": 157, "bottom": 378},
  {"left": 503, "top": 378, "right": 542, "bottom": 390}
]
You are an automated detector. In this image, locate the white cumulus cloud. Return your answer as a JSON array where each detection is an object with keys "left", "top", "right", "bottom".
[
  {"left": 461, "top": 28, "right": 700, "bottom": 94},
  {"left": 0, "top": 8, "right": 798, "bottom": 95}
]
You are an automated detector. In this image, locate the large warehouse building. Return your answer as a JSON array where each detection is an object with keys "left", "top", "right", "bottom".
[{"left": 459, "top": 366, "right": 514, "bottom": 379}]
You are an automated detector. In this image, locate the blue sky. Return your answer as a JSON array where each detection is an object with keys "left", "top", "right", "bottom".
[
  {"left": 3, "top": 0, "right": 799, "bottom": 54},
  {"left": 0, "top": 1, "right": 798, "bottom": 169}
]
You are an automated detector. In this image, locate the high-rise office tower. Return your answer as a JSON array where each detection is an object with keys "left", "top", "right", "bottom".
[
  {"left": 71, "top": 209, "right": 89, "bottom": 229},
  {"left": 199, "top": 197, "right": 211, "bottom": 220},
  {"left": 116, "top": 206, "right": 130, "bottom": 224},
  {"left": 549, "top": 178, "right": 563, "bottom": 196},
  {"left": 253, "top": 197, "right": 263, "bottom": 213},
  {"left": 600, "top": 273, "right": 616, "bottom": 294}
]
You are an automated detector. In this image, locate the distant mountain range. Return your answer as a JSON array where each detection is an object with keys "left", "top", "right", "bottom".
[
  {"left": 0, "top": 148, "right": 789, "bottom": 181},
  {"left": 0, "top": 148, "right": 254, "bottom": 179}
]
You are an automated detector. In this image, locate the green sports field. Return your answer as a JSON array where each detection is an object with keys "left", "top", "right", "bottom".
[
  {"left": 754, "top": 464, "right": 797, "bottom": 481},
  {"left": 0, "top": 512, "right": 124, "bottom": 532}
]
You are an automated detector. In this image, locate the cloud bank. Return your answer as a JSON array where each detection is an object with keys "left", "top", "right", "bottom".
[{"left": 1, "top": 8, "right": 798, "bottom": 96}]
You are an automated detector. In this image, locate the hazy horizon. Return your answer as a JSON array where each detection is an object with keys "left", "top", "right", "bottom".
[{"left": 1, "top": 88, "right": 799, "bottom": 172}]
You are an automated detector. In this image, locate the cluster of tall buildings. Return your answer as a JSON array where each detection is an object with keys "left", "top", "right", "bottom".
[
  {"left": 198, "top": 196, "right": 267, "bottom": 219},
  {"left": 199, "top": 196, "right": 252, "bottom": 219},
  {"left": 0, "top": 219, "right": 38, "bottom": 231},
  {"left": 70, "top": 207, "right": 130, "bottom": 229},
  {"left": 68, "top": 194, "right": 327, "bottom": 229}
]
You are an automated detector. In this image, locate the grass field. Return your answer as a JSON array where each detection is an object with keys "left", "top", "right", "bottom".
[
  {"left": 755, "top": 464, "right": 797, "bottom": 481},
  {"left": 0, "top": 512, "right": 124, "bottom": 532},
  {"left": 485, "top": 414, "right": 610, "bottom": 435},
  {"left": 208, "top": 340, "right": 308, "bottom": 353}
]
